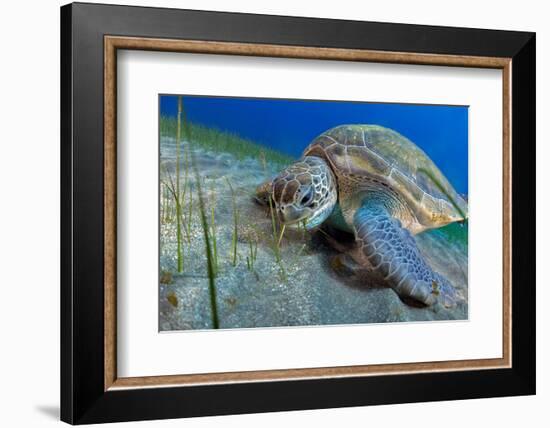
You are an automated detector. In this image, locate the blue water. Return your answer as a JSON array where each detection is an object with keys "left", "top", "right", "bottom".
[{"left": 160, "top": 95, "right": 468, "bottom": 194}]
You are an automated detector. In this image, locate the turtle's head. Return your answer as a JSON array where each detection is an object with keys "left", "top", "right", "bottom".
[{"left": 270, "top": 156, "right": 337, "bottom": 230}]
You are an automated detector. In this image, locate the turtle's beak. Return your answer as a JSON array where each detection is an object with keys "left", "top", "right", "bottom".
[
  {"left": 277, "top": 204, "right": 308, "bottom": 225},
  {"left": 254, "top": 181, "right": 272, "bottom": 206}
]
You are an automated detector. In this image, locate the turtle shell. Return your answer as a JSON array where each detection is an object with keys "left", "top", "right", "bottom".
[{"left": 303, "top": 124, "right": 468, "bottom": 227}]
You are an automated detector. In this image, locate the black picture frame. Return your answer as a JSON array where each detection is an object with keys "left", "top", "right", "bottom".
[{"left": 61, "top": 2, "right": 535, "bottom": 424}]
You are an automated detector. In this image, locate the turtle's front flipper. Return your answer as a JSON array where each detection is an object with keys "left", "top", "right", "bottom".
[{"left": 353, "top": 201, "right": 457, "bottom": 308}]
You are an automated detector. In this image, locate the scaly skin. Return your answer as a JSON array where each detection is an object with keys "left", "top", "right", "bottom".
[{"left": 353, "top": 200, "right": 457, "bottom": 308}]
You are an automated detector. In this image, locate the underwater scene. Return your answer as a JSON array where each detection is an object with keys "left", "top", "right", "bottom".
[{"left": 159, "top": 95, "right": 469, "bottom": 331}]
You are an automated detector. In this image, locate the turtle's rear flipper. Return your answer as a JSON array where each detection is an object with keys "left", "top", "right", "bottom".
[
  {"left": 353, "top": 201, "right": 458, "bottom": 308},
  {"left": 330, "top": 253, "right": 362, "bottom": 278}
]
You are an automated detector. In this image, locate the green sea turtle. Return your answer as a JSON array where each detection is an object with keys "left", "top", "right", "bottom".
[{"left": 255, "top": 124, "right": 468, "bottom": 308}]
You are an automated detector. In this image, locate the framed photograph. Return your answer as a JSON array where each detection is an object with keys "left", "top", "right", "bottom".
[{"left": 60, "top": 2, "right": 535, "bottom": 424}]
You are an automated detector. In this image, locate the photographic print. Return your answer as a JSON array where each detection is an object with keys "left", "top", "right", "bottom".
[{"left": 159, "top": 95, "right": 468, "bottom": 331}]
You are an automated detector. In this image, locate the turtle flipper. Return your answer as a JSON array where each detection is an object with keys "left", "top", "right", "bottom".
[{"left": 353, "top": 201, "right": 457, "bottom": 308}]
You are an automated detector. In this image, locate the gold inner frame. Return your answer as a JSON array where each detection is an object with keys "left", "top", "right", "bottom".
[{"left": 104, "top": 35, "right": 512, "bottom": 391}]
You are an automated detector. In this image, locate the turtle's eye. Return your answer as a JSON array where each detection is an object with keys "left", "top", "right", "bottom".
[{"left": 299, "top": 188, "right": 314, "bottom": 206}]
